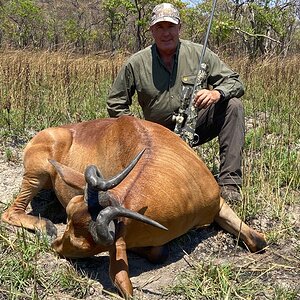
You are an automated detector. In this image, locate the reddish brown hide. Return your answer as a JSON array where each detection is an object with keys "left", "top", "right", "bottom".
[{"left": 2, "top": 116, "right": 267, "bottom": 299}]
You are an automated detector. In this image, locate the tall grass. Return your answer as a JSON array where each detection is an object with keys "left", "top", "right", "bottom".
[
  {"left": 0, "top": 51, "right": 125, "bottom": 136},
  {"left": 179, "top": 56, "right": 300, "bottom": 299},
  {"left": 237, "top": 57, "right": 299, "bottom": 223},
  {"left": 0, "top": 51, "right": 299, "bottom": 299},
  {"left": 199, "top": 56, "right": 299, "bottom": 214}
]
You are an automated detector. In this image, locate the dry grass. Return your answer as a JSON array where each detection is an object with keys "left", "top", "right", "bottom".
[
  {"left": 0, "top": 51, "right": 126, "bottom": 133},
  {"left": 0, "top": 51, "right": 299, "bottom": 299}
]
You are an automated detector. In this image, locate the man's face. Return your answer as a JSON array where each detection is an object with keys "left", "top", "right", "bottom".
[{"left": 150, "top": 21, "right": 181, "bottom": 55}]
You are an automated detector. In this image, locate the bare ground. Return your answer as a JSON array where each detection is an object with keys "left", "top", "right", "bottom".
[{"left": 0, "top": 146, "right": 299, "bottom": 300}]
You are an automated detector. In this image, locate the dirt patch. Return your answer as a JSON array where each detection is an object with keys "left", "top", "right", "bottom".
[{"left": 0, "top": 147, "right": 299, "bottom": 299}]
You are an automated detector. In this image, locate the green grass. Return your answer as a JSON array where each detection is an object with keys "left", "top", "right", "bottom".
[
  {"left": 167, "top": 259, "right": 299, "bottom": 300},
  {"left": 168, "top": 56, "right": 300, "bottom": 299},
  {"left": 0, "top": 52, "right": 299, "bottom": 299},
  {"left": 168, "top": 261, "right": 257, "bottom": 299},
  {"left": 0, "top": 224, "right": 96, "bottom": 299}
]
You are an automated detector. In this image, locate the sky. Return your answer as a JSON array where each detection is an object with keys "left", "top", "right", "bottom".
[{"left": 183, "top": 0, "right": 202, "bottom": 7}]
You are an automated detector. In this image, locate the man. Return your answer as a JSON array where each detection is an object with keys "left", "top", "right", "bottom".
[{"left": 107, "top": 3, "right": 245, "bottom": 204}]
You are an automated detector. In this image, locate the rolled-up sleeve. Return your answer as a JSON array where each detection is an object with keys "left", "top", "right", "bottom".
[
  {"left": 206, "top": 49, "right": 245, "bottom": 101},
  {"left": 107, "top": 63, "right": 135, "bottom": 117}
]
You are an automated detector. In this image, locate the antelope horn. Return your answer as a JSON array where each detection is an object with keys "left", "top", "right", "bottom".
[
  {"left": 85, "top": 148, "right": 145, "bottom": 191},
  {"left": 89, "top": 206, "right": 168, "bottom": 246}
]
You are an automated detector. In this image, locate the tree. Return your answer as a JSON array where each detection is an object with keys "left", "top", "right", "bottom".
[
  {"left": 0, "top": 0, "right": 45, "bottom": 48},
  {"left": 230, "top": 0, "right": 299, "bottom": 57},
  {"left": 132, "top": 0, "right": 153, "bottom": 51},
  {"left": 102, "top": 0, "right": 136, "bottom": 52},
  {"left": 0, "top": 0, "right": 298, "bottom": 56}
]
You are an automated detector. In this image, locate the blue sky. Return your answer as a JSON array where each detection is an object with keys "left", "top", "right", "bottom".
[{"left": 183, "top": 0, "right": 202, "bottom": 7}]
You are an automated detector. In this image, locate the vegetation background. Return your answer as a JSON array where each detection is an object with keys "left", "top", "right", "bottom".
[
  {"left": 0, "top": 0, "right": 299, "bottom": 299},
  {"left": 0, "top": 0, "right": 299, "bottom": 57}
]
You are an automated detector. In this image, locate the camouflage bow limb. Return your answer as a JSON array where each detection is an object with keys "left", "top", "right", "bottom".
[
  {"left": 173, "top": 0, "right": 217, "bottom": 147},
  {"left": 174, "top": 63, "right": 208, "bottom": 147}
]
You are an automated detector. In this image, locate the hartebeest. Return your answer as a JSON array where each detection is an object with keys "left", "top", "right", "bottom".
[{"left": 2, "top": 116, "right": 267, "bottom": 299}]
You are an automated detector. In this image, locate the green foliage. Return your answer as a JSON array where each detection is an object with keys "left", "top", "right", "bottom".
[
  {"left": 273, "top": 287, "right": 299, "bottom": 300},
  {"left": 102, "top": 0, "right": 136, "bottom": 51},
  {"left": 0, "top": 0, "right": 298, "bottom": 55},
  {"left": 63, "top": 19, "right": 81, "bottom": 43},
  {"left": 0, "top": 0, "right": 44, "bottom": 47},
  {"left": 213, "top": 18, "right": 235, "bottom": 42},
  {"left": 236, "top": 0, "right": 298, "bottom": 56},
  {"left": 180, "top": 6, "right": 204, "bottom": 42},
  {"left": 9, "top": 0, "right": 41, "bottom": 18}
]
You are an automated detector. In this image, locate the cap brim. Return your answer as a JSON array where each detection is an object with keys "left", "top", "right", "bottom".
[{"left": 150, "top": 16, "right": 180, "bottom": 27}]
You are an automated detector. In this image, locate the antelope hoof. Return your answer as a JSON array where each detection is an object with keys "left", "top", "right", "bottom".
[{"left": 42, "top": 220, "right": 58, "bottom": 240}]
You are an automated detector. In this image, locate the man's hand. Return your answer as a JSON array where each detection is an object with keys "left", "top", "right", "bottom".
[{"left": 193, "top": 89, "right": 221, "bottom": 109}]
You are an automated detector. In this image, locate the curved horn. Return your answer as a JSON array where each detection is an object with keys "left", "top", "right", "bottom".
[
  {"left": 85, "top": 148, "right": 146, "bottom": 191},
  {"left": 89, "top": 206, "right": 168, "bottom": 246}
]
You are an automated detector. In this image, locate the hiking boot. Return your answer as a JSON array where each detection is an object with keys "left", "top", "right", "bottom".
[{"left": 220, "top": 185, "right": 242, "bottom": 206}]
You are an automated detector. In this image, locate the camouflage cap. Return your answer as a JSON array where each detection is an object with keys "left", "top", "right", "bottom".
[{"left": 150, "top": 3, "right": 180, "bottom": 27}]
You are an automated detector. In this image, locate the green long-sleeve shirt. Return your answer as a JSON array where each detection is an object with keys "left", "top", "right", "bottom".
[{"left": 107, "top": 39, "right": 244, "bottom": 130}]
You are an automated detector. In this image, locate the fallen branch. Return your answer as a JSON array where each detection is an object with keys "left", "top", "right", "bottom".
[{"left": 232, "top": 27, "right": 282, "bottom": 44}]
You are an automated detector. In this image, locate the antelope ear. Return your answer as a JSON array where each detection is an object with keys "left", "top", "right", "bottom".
[{"left": 49, "top": 159, "right": 85, "bottom": 190}]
